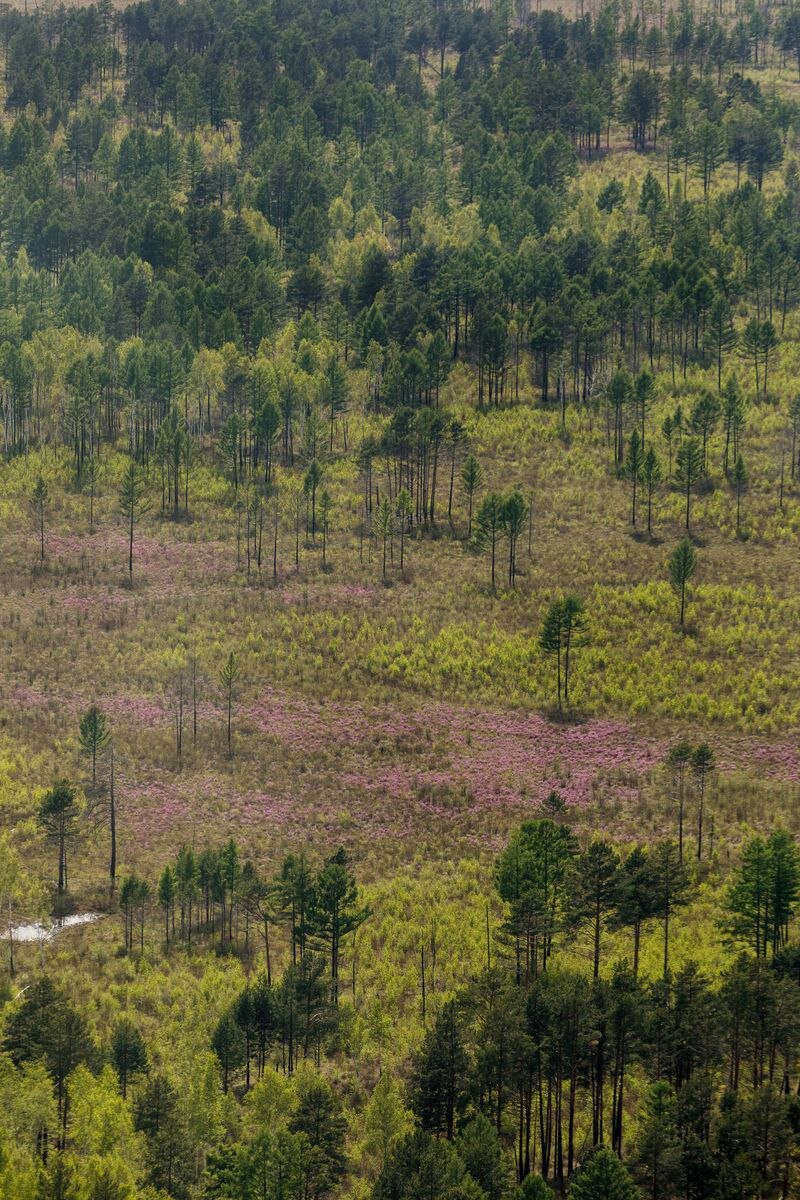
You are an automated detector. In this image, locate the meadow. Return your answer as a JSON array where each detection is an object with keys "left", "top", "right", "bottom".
[{"left": 0, "top": 0, "right": 798, "bottom": 1194}]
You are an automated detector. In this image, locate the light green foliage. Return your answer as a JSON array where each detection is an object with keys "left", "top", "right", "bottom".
[{"left": 0, "top": 2, "right": 798, "bottom": 1196}]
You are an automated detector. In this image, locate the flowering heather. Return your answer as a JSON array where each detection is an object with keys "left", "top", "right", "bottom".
[
  {"left": 61, "top": 590, "right": 130, "bottom": 615},
  {"left": 7, "top": 685, "right": 52, "bottom": 710},
  {"left": 41, "top": 531, "right": 230, "bottom": 592},
  {"left": 64, "top": 676, "right": 794, "bottom": 871}
]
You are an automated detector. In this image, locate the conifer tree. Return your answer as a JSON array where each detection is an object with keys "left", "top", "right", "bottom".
[
  {"left": 475, "top": 492, "right": 504, "bottom": 589},
  {"left": 38, "top": 781, "right": 80, "bottom": 894},
  {"left": 732, "top": 454, "right": 747, "bottom": 535},
  {"left": 310, "top": 848, "right": 370, "bottom": 1004},
  {"left": 666, "top": 742, "right": 692, "bottom": 858},
  {"left": 642, "top": 445, "right": 662, "bottom": 534},
  {"left": 690, "top": 743, "right": 714, "bottom": 861},
  {"left": 650, "top": 841, "right": 691, "bottom": 976},
  {"left": 569, "top": 839, "right": 620, "bottom": 978},
  {"left": 674, "top": 436, "right": 703, "bottom": 530},
  {"left": 30, "top": 474, "right": 48, "bottom": 563},
  {"left": 572, "top": 1147, "right": 638, "bottom": 1200},
  {"left": 624, "top": 429, "right": 645, "bottom": 527},
  {"left": 118, "top": 460, "right": 150, "bottom": 582},
  {"left": 78, "top": 705, "right": 110, "bottom": 785},
  {"left": 111, "top": 1018, "right": 148, "bottom": 1099},
  {"left": 220, "top": 652, "right": 240, "bottom": 756},
  {"left": 667, "top": 538, "right": 696, "bottom": 627},
  {"left": 460, "top": 454, "right": 483, "bottom": 538}
]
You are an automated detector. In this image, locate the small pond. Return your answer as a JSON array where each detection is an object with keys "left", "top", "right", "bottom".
[{"left": 8, "top": 913, "right": 101, "bottom": 942}]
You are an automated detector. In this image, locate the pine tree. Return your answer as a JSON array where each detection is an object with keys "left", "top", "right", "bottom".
[
  {"left": 666, "top": 741, "right": 692, "bottom": 857},
  {"left": 571, "top": 1147, "right": 638, "bottom": 1200},
  {"left": 728, "top": 831, "right": 800, "bottom": 958},
  {"left": 690, "top": 391, "right": 721, "bottom": 471},
  {"left": 410, "top": 1000, "right": 469, "bottom": 1139},
  {"left": 690, "top": 743, "right": 714, "bottom": 861},
  {"left": 569, "top": 839, "right": 620, "bottom": 978},
  {"left": 500, "top": 490, "right": 527, "bottom": 586},
  {"left": 111, "top": 1018, "right": 148, "bottom": 1099},
  {"left": 732, "top": 454, "right": 747, "bottom": 535},
  {"left": 475, "top": 492, "right": 504, "bottom": 590},
  {"left": 303, "top": 458, "right": 324, "bottom": 539},
  {"left": 539, "top": 595, "right": 587, "bottom": 711},
  {"left": 220, "top": 651, "right": 240, "bottom": 756},
  {"left": 30, "top": 474, "right": 49, "bottom": 563},
  {"left": 633, "top": 1081, "right": 683, "bottom": 1199},
  {"left": 309, "top": 848, "right": 370, "bottom": 1004},
  {"left": 158, "top": 866, "right": 176, "bottom": 942},
  {"left": 634, "top": 370, "right": 656, "bottom": 445},
  {"left": 290, "top": 1074, "right": 348, "bottom": 1196},
  {"left": 212, "top": 1007, "right": 246, "bottom": 1092},
  {"left": 118, "top": 460, "right": 150, "bottom": 583},
  {"left": 321, "top": 354, "right": 349, "bottom": 451},
  {"left": 650, "top": 841, "right": 690, "bottom": 976},
  {"left": 38, "top": 781, "right": 80, "bottom": 894},
  {"left": 495, "top": 819, "right": 578, "bottom": 979},
  {"left": 624, "top": 429, "right": 645, "bottom": 527},
  {"left": 705, "top": 295, "right": 737, "bottom": 390},
  {"left": 725, "top": 836, "right": 774, "bottom": 957},
  {"left": 722, "top": 376, "right": 747, "bottom": 475},
  {"left": 642, "top": 446, "right": 662, "bottom": 534},
  {"left": 78, "top": 705, "right": 110, "bottom": 785},
  {"left": 134, "top": 1074, "right": 193, "bottom": 1196},
  {"left": 674, "top": 436, "right": 703, "bottom": 531},
  {"left": 610, "top": 846, "right": 660, "bottom": 976},
  {"left": 373, "top": 496, "right": 394, "bottom": 580},
  {"left": 460, "top": 455, "right": 483, "bottom": 538},
  {"left": 667, "top": 538, "right": 696, "bottom": 627}
]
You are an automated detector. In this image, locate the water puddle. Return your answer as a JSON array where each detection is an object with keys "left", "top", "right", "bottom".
[{"left": 8, "top": 913, "right": 101, "bottom": 942}]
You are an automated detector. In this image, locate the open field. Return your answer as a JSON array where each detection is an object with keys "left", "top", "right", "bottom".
[{"left": 0, "top": 0, "right": 798, "bottom": 1195}]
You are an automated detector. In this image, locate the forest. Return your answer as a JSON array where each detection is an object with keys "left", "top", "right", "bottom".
[{"left": 0, "top": 0, "right": 799, "bottom": 1193}]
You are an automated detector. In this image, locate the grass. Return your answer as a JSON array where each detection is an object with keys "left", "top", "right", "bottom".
[
  {"left": 0, "top": 364, "right": 798, "bottom": 891},
  {"left": 0, "top": 87, "right": 797, "bottom": 1197}
]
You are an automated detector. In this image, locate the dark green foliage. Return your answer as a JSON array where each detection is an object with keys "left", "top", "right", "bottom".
[
  {"left": 538, "top": 595, "right": 587, "bottom": 711},
  {"left": 111, "top": 1017, "right": 148, "bottom": 1099},
  {"left": 30, "top": 474, "right": 48, "bottom": 562},
  {"left": 78, "top": 705, "right": 110, "bottom": 785},
  {"left": 725, "top": 830, "right": 800, "bottom": 957},
  {"left": 570, "top": 1147, "right": 637, "bottom": 1200},
  {"left": 5, "top": 977, "right": 94, "bottom": 1138},
  {"left": 495, "top": 820, "right": 577, "bottom": 979},
  {"left": 610, "top": 846, "right": 660, "bottom": 975},
  {"left": 212, "top": 1008, "right": 246, "bottom": 1092},
  {"left": 650, "top": 840, "right": 692, "bottom": 976},
  {"left": 597, "top": 180, "right": 625, "bottom": 213},
  {"left": 475, "top": 493, "right": 504, "bottom": 590},
  {"left": 454, "top": 1115, "right": 509, "bottom": 1200},
  {"left": 667, "top": 538, "right": 696, "bottom": 627},
  {"left": 410, "top": 1000, "right": 469, "bottom": 1140},
  {"left": 134, "top": 1074, "right": 194, "bottom": 1199},
  {"left": 309, "top": 847, "right": 370, "bottom": 1003},
  {"left": 374, "top": 1130, "right": 479, "bottom": 1200},
  {"left": 37, "top": 781, "right": 80, "bottom": 894},
  {"left": 568, "top": 839, "right": 620, "bottom": 978},
  {"left": 290, "top": 1075, "right": 348, "bottom": 1199},
  {"left": 1, "top": 2, "right": 800, "bottom": 1195},
  {"left": 674, "top": 438, "right": 704, "bottom": 531}
]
